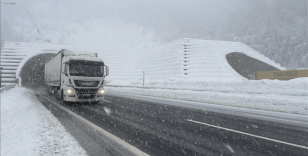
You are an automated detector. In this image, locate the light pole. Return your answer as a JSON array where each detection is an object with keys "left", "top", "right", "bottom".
[
  {"left": 306, "top": 0, "right": 308, "bottom": 68},
  {"left": 1, "top": 2, "right": 44, "bottom": 41},
  {"left": 299, "top": 47, "right": 301, "bottom": 69},
  {"left": 0, "top": 67, "right": 3, "bottom": 88}
]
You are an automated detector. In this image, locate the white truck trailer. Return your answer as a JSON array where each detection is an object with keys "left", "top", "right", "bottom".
[{"left": 44, "top": 49, "right": 109, "bottom": 103}]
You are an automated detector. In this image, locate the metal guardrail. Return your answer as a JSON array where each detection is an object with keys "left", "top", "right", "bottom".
[{"left": 0, "top": 84, "right": 16, "bottom": 93}]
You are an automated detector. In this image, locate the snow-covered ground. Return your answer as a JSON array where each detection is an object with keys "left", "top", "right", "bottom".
[
  {"left": 106, "top": 77, "right": 308, "bottom": 115},
  {"left": 1, "top": 87, "right": 88, "bottom": 156}
]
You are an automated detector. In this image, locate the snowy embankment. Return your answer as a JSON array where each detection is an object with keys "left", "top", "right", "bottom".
[
  {"left": 103, "top": 38, "right": 306, "bottom": 115},
  {"left": 106, "top": 78, "right": 308, "bottom": 115},
  {"left": 1, "top": 87, "right": 87, "bottom": 156}
]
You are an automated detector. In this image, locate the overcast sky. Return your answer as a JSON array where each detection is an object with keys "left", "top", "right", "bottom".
[{"left": 1, "top": 0, "right": 247, "bottom": 42}]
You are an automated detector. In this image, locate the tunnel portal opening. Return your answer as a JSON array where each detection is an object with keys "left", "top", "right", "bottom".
[
  {"left": 226, "top": 52, "right": 280, "bottom": 79},
  {"left": 19, "top": 53, "right": 56, "bottom": 90}
]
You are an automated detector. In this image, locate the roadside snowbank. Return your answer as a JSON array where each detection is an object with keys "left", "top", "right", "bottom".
[
  {"left": 1, "top": 87, "right": 88, "bottom": 156},
  {"left": 108, "top": 77, "right": 308, "bottom": 96},
  {"left": 105, "top": 78, "right": 308, "bottom": 115}
]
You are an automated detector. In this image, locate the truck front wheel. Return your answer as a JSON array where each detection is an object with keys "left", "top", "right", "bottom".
[{"left": 61, "top": 90, "right": 66, "bottom": 103}]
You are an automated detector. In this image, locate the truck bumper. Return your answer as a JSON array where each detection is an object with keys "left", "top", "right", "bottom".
[{"left": 64, "top": 95, "right": 104, "bottom": 102}]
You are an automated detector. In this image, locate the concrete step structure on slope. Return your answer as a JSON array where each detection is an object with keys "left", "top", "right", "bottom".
[
  {"left": 0, "top": 42, "right": 61, "bottom": 87},
  {"left": 0, "top": 63, "right": 20, "bottom": 66}
]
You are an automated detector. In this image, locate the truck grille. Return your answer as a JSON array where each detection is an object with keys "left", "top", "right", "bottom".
[
  {"left": 75, "top": 89, "right": 97, "bottom": 99},
  {"left": 74, "top": 80, "right": 100, "bottom": 87}
]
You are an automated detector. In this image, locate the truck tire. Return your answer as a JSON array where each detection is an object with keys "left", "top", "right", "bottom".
[
  {"left": 61, "top": 90, "right": 65, "bottom": 102},
  {"left": 48, "top": 86, "right": 52, "bottom": 95},
  {"left": 61, "top": 90, "right": 69, "bottom": 104}
]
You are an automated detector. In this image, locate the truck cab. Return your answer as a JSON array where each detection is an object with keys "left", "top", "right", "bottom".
[{"left": 44, "top": 49, "right": 109, "bottom": 103}]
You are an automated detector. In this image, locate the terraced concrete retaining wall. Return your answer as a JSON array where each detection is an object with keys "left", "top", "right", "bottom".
[{"left": 0, "top": 39, "right": 285, "bottom": 87}]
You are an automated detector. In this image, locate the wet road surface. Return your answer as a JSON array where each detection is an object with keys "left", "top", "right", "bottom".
[{"left": 36, "top": 92, "right": 308, "bottom": 156}]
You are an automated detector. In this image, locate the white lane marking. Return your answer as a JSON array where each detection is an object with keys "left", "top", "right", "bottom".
[
  {"left": 244, "top": 113, "right": 308, "bottom": 125},
  {"left": 186, "top": 119, "right": 308, "bottom": 150},
  {"left": 40, "top": 95, "right": 149, "bottom": 156}
]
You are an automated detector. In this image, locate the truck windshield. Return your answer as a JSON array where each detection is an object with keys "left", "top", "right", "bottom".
[{"left": 69, "top": 64, "right": 104, "bottom": 77}]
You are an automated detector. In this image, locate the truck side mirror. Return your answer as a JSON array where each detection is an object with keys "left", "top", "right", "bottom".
[
  {"left": 62, "top": 72, "right": 68, "bottom": 76},
  {"left": 105, "top": 66, "right": 109, "bottom": 76}
]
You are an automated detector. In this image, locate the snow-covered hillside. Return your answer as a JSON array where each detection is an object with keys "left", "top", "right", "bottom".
[{"left": 43, "top": 17, "right": 156, "bottom": 47}]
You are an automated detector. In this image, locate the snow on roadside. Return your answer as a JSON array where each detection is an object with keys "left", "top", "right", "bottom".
[
  {"left": 1, "top": 87, "right": 88, "bottom": 156},
  {"left": 108, "top": 78, "right": 308, "bottom": 97},
  {"left": 105, "top": 78, "right": 308, "bottom": 115}
]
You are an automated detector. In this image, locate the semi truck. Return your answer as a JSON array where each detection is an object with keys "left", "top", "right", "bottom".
[{"left": 44, "top": 49, "right": 109, "bottom": 103}]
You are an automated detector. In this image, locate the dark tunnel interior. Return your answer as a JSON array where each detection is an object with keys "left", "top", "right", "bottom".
[
  {"left": 226, "top": 52, "right": 280, "bottom": 79},
  {"left": 19, "top": 53, "right": 56, "bottom": 90}
]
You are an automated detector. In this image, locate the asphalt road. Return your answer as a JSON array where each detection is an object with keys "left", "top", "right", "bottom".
[{"left": 36, "top": 92, "right": 308, "bottom": 156}]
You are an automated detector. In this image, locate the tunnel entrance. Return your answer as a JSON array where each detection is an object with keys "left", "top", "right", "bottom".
[
  {"left": 226, "top": 52, "right": 280, "bottom": 80},
  {"left": 19, "top": 53, "right": 56, "bottom": 90}
]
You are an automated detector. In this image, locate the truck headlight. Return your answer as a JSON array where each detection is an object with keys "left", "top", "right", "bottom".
[
  {"left": 66, "top": 89, "right": 75, "bottom": 95},
  {"left": 98, "top": 89, "right": 105, "bottom": 95}
]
